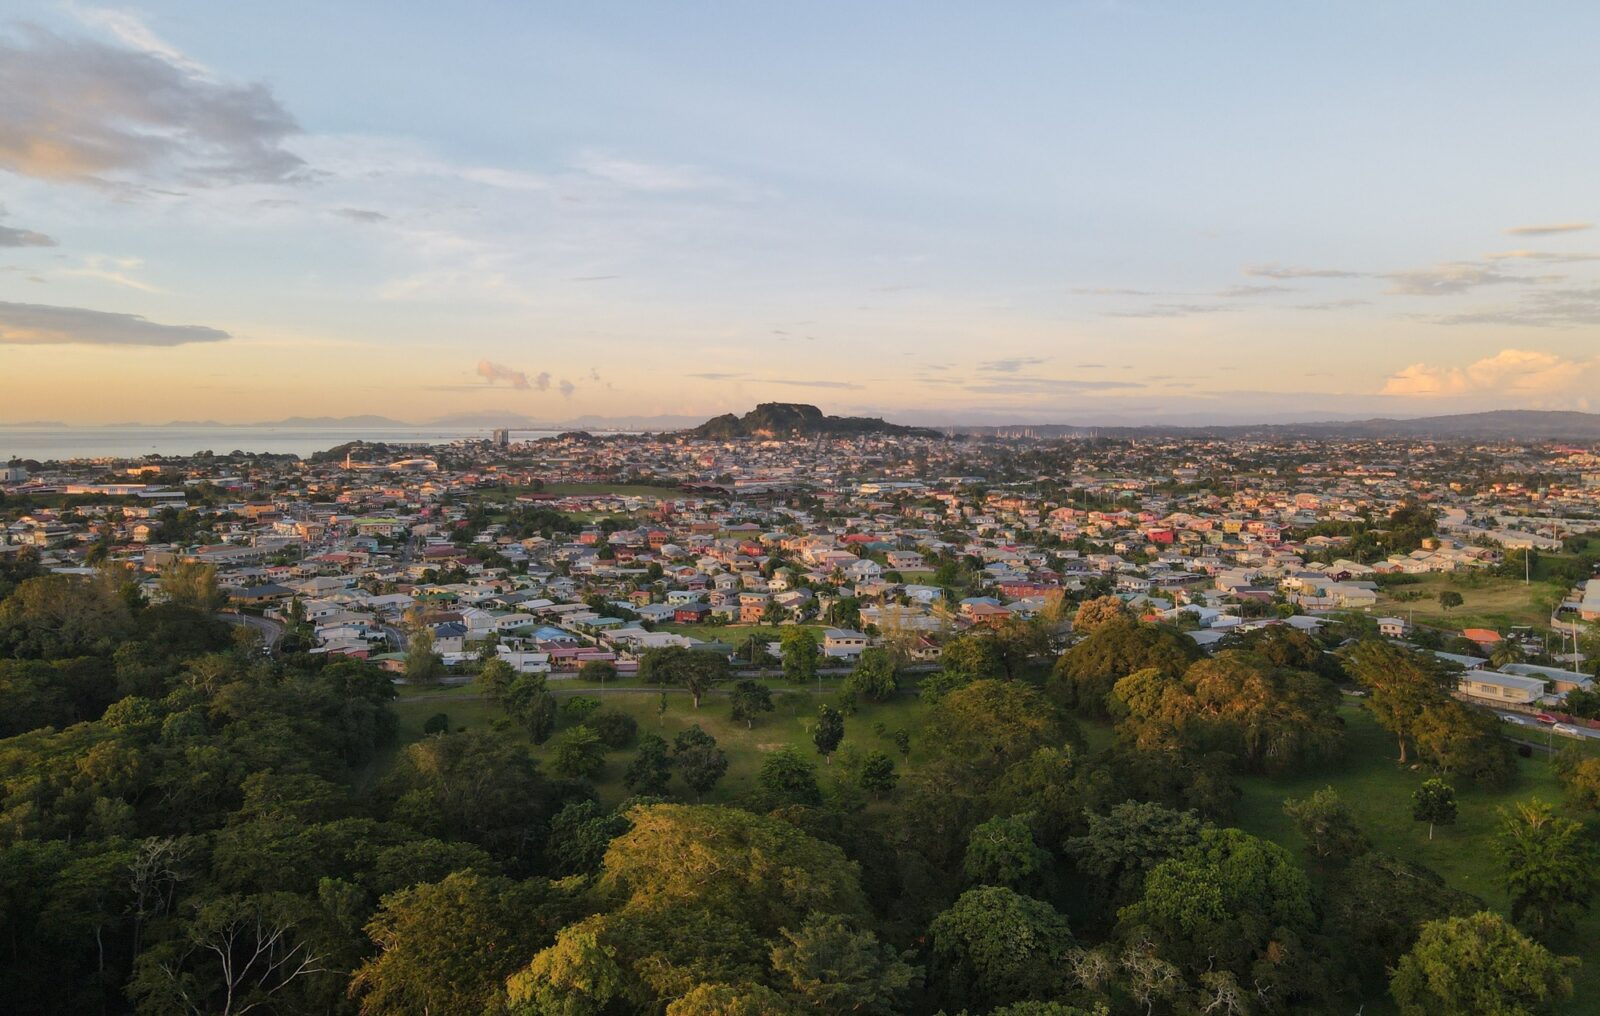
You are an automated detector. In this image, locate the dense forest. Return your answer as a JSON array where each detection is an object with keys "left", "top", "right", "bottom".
[{"left": 0, "top": 554, "right": 1585, "bottom": 1015}]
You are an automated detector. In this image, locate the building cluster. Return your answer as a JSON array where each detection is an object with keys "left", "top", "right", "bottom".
[{"left": 6, "top": 431, "right": 1600, "bottom": 705}]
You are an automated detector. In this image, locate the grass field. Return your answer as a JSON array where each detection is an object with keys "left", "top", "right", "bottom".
[
  {"left": 1375, "top": 572, "right": 1563, "bottom": 631},
  {"left": 391, "top": 677, "right": 928, "bottom": 806},
  {"left": 539, "top": 482, "right": 683, "bottom": 499}
]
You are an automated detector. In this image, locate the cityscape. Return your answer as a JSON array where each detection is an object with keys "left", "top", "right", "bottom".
[{"left": 6, "top": 3, "right": 1600, "bottom": 1016}]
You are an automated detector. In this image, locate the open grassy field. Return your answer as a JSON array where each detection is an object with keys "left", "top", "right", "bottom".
[
  {"left": 391, "top": 676, "right": 928, "bottom": 806},
  {"left": 539, "top": 482, "right": 683, "bottom": 499},
  {"left": 1375, "top": 572, "right": 1563, "bottom": 631}
]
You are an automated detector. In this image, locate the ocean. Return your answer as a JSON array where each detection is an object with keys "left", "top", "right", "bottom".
[{"left": 0, "top": 426, "right": 568, "bottom": 461}]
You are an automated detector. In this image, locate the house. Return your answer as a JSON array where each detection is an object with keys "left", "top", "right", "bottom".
[
  {"left": 1458, "top": 671, "right": 1546, "bottom": 707},
  {"left": 1377, "top": 617, "right": 1410, "bottom": 639},
  {"left": 822, "top": 628, "right": 869, "bottom": 659},
  {"left": 673, "top": 603, "right": 713, "bottom": 624},
  {"left": 886, "top": 550, "right": 926, "bottom": 571},
  {"left": 1461, "top": 628, "right": 1503, "bottom": 650},
  {"left": 1500, "top": 663, "right": 1594, "bottom": 699}
]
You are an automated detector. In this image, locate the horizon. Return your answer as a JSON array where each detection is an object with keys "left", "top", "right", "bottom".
[{"left": 4, "top": 3, "right": 1600, "bottom": 424}]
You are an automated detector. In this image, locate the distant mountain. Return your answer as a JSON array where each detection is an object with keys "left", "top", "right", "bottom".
[
  {"left": 955, "top": 410, "right": 1600, "bottom": 441},
  {"left": 690, "top": 403, "right": 940, "bottom": 439},
  {"left": 253, "top": 415, "right": 412, "bottom": 428}
]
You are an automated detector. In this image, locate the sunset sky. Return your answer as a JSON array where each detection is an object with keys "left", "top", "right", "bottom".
[{"left": 3, "top": 2, "right": 1600, "bottom": 426}]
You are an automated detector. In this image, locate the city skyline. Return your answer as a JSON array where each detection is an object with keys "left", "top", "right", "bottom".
[{"left": 4, "top": 2, "right": 1600, "bottom": 425}]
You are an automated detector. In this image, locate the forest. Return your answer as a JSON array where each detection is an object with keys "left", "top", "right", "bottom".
[{"left": 0, "top": 553, "right": 1590, "bottom": 1016}]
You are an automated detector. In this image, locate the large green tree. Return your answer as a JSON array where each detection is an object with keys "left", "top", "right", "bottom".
[{"left": 1389, "top": 911, "right": 1575, "bottom": 1016}]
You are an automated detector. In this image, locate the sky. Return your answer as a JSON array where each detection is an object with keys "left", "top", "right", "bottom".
[{"left": 3, "top": 2, "right": 1600, "bottom": 427}]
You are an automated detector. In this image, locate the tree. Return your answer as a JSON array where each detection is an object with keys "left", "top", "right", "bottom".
[
  {"left": 1496, "top": 798, "right": 1599, "bottom": 939},
  {"left": 1412, "top": 779, "right": 1458, "bottom": 840},
  {"left": 769, "top": 914, "right": 919, "bottom": 1016},
  {"left": 857, "top": 750, "right": 897, "bottom": 798},
  {"left": 349, "top": 871, "right": 569, "bottom": 1016},
  {"left": 1066, "top": 802, "right": 1207, "bottom": 908},
  {"left": 509, "top": 805, "right": 868, "bottom": 1013},
  {"left": 782, "top": 627, "right": 820, "bottom": 685},
  {"left": 128, "top": 892, "right": 327, "bottom": 1016},
  {"left": 1437, "top": 590, "right": 1464, "bottom": 611},
  {"left": 159, "top": 561, "right": 224, "bottom": 613},
  {"left": 1048, "top": 617, "right": 1200, "bottom": 717},
  {"left": 674, "top": 727, "right": 730, "bottom": 799},
  {"left": 504, "top": 672, "right": 558, "bottom": 743},
  {"left": 1412, "top": 699, "right": 1516, "bottom": 787},
  {"left": 1072, "top": 594, "right": 1129, "bottom": 634},
  {"left": 1344, "top": 640, "right": 1458, "bottom": 764},
  {"left": 964, "top": 814, "right": 1051, "bottom": 892},
  {"left": 759, "top": 747, "right": 822, "bottom": 806},
  {"left": 729, "top": 680, "right": 774, "bottom": 729},
  {"left": 1283, "top": 786, "right": 1368, "bottom": 859},
  {"left": 588, "top": 708, "right": 638, "bottom": 749},
  {"left": 640, "top": 646, "right": 728, "bottom": 708},
  {"left": 1116, "top": 827, "right": 1315, "bottom": 991},
  {"left": 1325, "top": 851, "right": 1481, "bottom": 989},
  {"left": 624, "top": 734, "right": 673, "bottom": 796},
  {"left": 473, "top": 659, "right": 512, "bottom": 707},
  {"left": 404, "top": 627, "right": 443, "bottom": 685},
  {"left": 382, "top": 731, "right": 557, "bottom": 863},
  {"left": 891, "top": 729, "right": 911, "bottom": 757},
  {"left": 928, "top": 886, "right": 1074, "bottom": 1010},
  {"left": 1390, "top": 911, "right": 1576, "bottom": 1016},
  {"left": 842, "top": 648, "right": 897, "bottom": 701},
  {"left": 930, "top": 679, "right": 1074, "bottom": 780},
  {"left": 550, "top": 725, "right": 606, "bottom": 780},
  {"left": 937, "top": 630, "right": 1005, "bottom": 685},
  {"left": 0, "top": 573, "right": 135, "bottom": 659},
  {"left": 421, "top": 712, "right": 450, "bottom": 736},
  {"left": 578, "top": 658, "right": 617, "bottom": 693},
  {"left": 813, "top": 705, "right": 845, "bottom": 762}
]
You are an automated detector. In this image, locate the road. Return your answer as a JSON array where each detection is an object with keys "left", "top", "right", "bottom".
[
  {"left": 218, "top": 611, "right": 286, "bottom": 651},
  {"left": 1490, "top": 708, "right": 1600, "bottom": 742}
]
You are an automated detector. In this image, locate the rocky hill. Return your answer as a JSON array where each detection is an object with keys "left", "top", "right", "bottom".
[{"left": 689, "top": 403, "right": 939, "bottom": 439}]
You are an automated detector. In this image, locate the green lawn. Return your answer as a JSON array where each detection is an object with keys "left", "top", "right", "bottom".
[
  {"left": 1375, "top": 572, "right": 1563, "bottom": 631},
  {"left": 390, "top": 680, "right": 930, "bottom": 807},
  {"left": 539, "top": 482, "right": 683, "bottom": 499}
]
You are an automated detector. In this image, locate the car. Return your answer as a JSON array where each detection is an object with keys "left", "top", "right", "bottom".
[
  {"left": 1536, "top": 713, "right": 1559, "bottom": 724},
  {"left": 1500, "top": 714, "right": 1530, "bottom": 726},
  {"left": 1553, "top": 724, "right": 1584, "bottom": 739}
]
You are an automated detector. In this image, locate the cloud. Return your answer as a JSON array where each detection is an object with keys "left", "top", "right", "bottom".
[
  {"left": 958, "top": 377, "right": 1145, "bottom": 396},
  {"left": 558, "top": 379, "right": 576, "bottom": 398},
  {"left": 1484, "top": 249, "right": 1600, "bottom": 263},
  {"left": 0, "top": 300, "right": 229, "bottom": 345},
  {"left": 0, "top": 22, "right": 303, "bottom": 188},
  {"left": 1243, "top": 263, "right": 1366, "bottom": 279},
  {"left": 1214, "top": 284, "right": 1293, "bottom": 297},
  {"left": 1107, "top": 303, "right": 1233, "bottom": 318},
  {"left": 1504, "top": 222, "right": 1592, "bottom": 236},
  {"left": 534, "top": 371, "right": 551, "bottom": 392},
  {"left": 1292, "top": 298, "right": 1369, "bottom": 311},
  {"left": 571, "top": 151, "right": 727, "bottom": 193},
  {"left": 1381, "top": 348, "right": 1596, "bottom": 396},
  {"left": 475, "top": 360, "right": 530, "bottom": 389},
  {"left": 762, "top": 379, "right": 863, "bottom": 390},
  {"left": 979, "top": 356, "right": 1048, "bottom": 374},
  {"left": 0, "top": 223, "right": 54, "bottom": 248},
  {"left": 1433, "top": 285, "right": 1600, "bottom": 328},
  {"left": 335, "top": 208, "right": 387, "bottom": 223},
  {"left": 1072, "top": 286, "right": 1158, "bottom": 296},
  {"left": 1381, "top": 262, "right": 1559, "bottom": 296}
]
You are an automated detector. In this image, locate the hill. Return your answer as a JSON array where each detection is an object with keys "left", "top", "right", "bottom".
[
  {"left": 957, "top": 409, "right": 1600, "bottom": 441},
  {"left": 690, "top": 403, "right": 940, "bottom": 439}
]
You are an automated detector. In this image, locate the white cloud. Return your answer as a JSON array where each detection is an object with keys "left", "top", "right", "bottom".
[
  {"left": 1381, "top": 348, "right": 1597, "bottom": 396},
  {"left": 1504, "top": 222, "right": 1592, "bottom": 236}
]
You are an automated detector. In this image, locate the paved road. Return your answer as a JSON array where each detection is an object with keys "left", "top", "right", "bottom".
[
  {"left": 219, "top": 611, "right": 286, "bottom": 650},
  {"left": 1490, "top": 708, "right": 1600, "bottom": 742}
]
